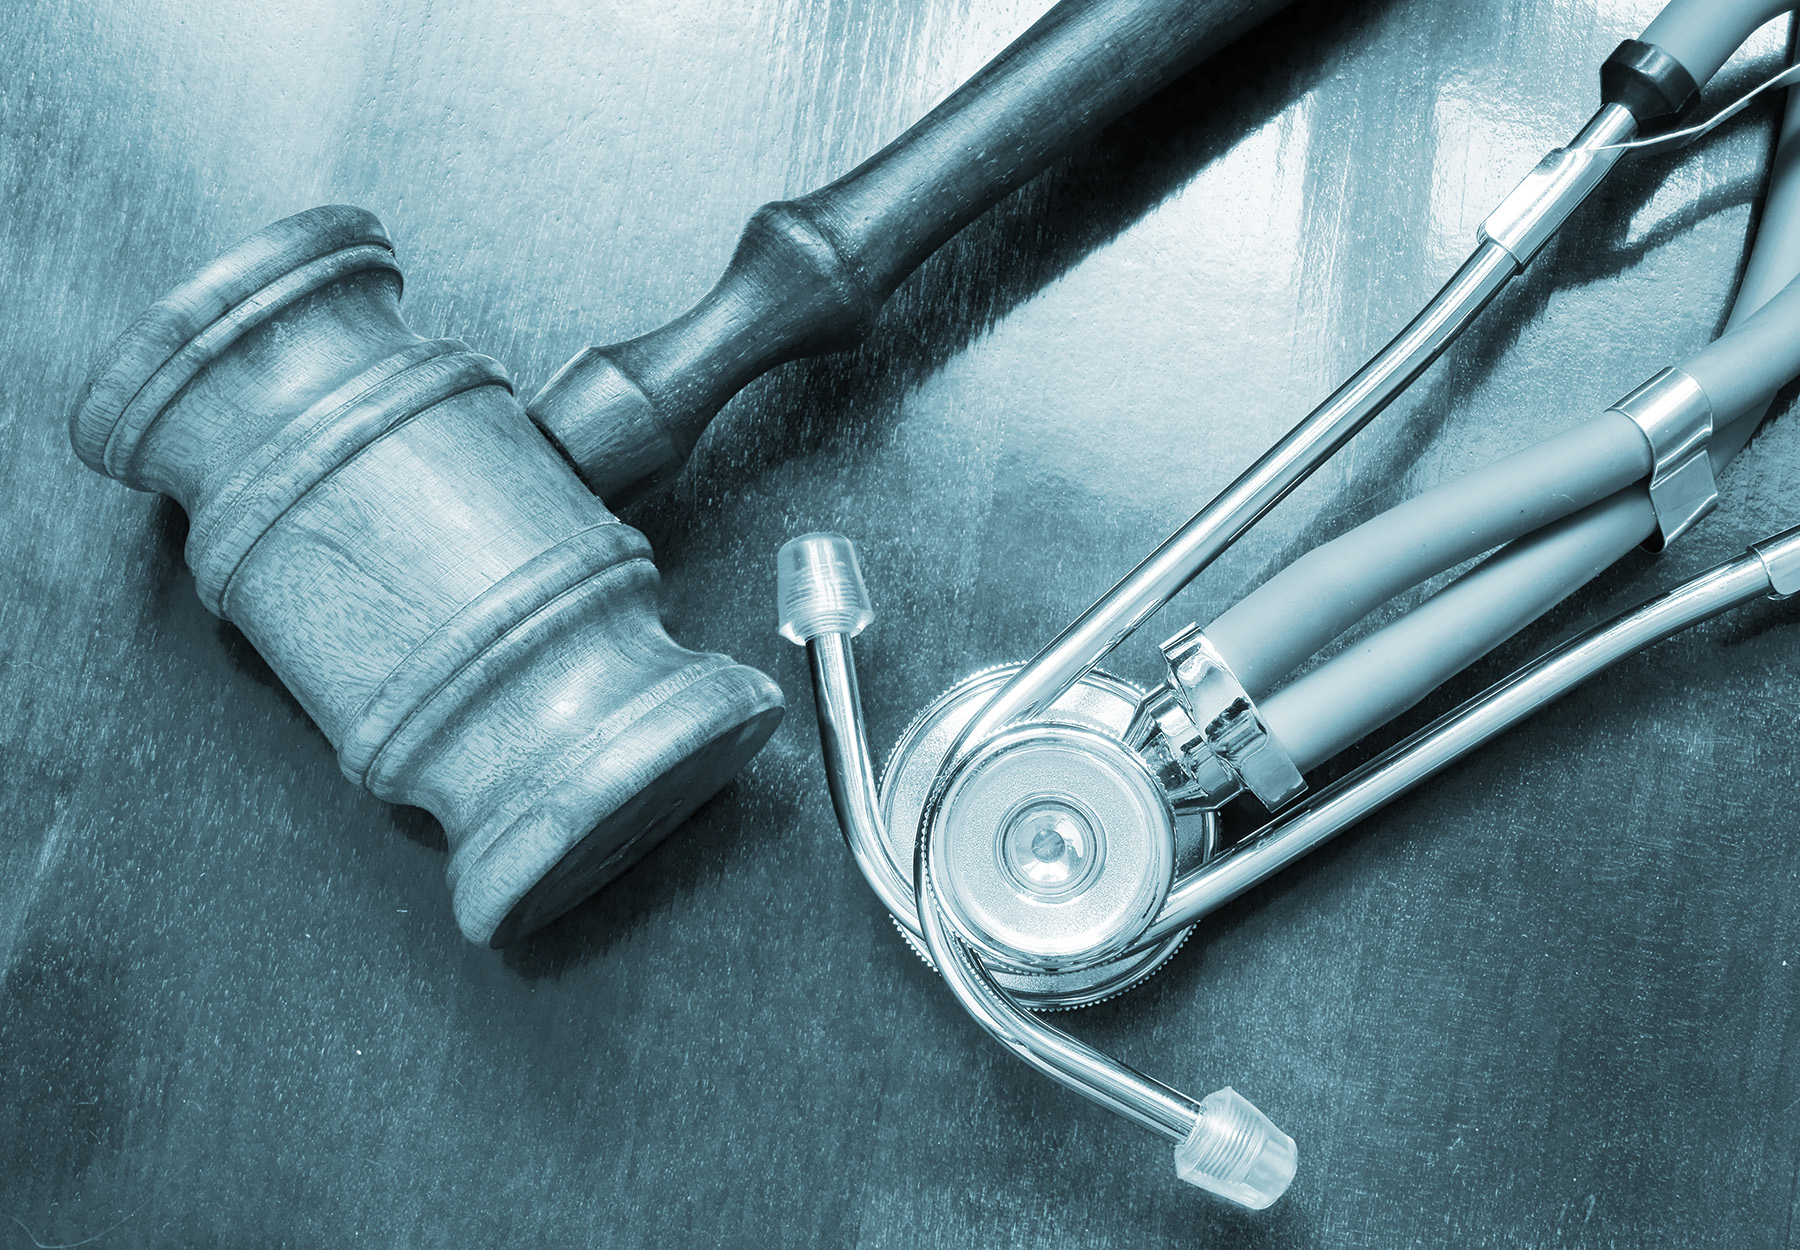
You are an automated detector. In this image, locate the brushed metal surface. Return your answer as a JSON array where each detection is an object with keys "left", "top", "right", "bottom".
[{"left": 3, "top": 0, "right": 1800, "bottom": 1246}]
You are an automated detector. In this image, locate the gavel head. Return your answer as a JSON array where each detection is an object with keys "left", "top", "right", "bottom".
[{"left": 70, "top": 205, "right": 784, "bottom": 946}]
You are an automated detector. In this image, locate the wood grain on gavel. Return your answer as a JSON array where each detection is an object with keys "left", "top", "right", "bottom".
[
  {"left": 69, "top": 205, "right": 785, "bottom": 947},
  {"left": 527, "top": 0, "right": 1294, "bottom": 501}
]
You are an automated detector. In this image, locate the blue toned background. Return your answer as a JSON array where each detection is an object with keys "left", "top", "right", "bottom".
[{"left": 2, "top": 0, "right": 1798, "bottom": 1244}]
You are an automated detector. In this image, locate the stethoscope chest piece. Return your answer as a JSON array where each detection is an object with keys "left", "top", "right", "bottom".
[
  {"left": 882, "top": 665, "right": 1212, "bottom": 1008},
  {"left": 924, "top": 722, "right": 1173, "bottom": 969}
]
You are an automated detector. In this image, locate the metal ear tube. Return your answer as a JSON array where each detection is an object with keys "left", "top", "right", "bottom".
[
  {"left": 776, "top": 0, "right": 1800, "bottom": 1204},
  {"left": 783, "top": 524, "right": 1800, "bottom": 1209},
  {"left": 777, "top": 533, "right": 1298, "bottom": 1209}
]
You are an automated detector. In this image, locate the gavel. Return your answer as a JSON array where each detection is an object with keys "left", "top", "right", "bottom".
[
  {"left": 71, "top": 206, "right": 785, "bottom": 947},
  {"left": 68, "top": 0, "right": 1285, "bottom": 946},
  {"left": 528, "top": 0, "right": 1293, "bottom": 500}
]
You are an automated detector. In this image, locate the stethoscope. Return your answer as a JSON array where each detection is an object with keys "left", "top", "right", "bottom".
[{"left": 778, "top": 0, "right": 1800, "bottom": 1210}]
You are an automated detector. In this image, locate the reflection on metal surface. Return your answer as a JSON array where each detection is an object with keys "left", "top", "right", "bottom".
[
  {"left": 1610, "top": 366, "right": 1718, "bottom": 548},
  {"left": 1753, "top": 526, "right": 1800, "bottom": 595},
  {"left": 924, "top": 721, "right": 1175, "bottom": 969}
]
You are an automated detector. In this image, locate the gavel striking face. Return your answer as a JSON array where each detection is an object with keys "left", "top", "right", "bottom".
[{"left": 71, "top": 206, "right": 784, "bottom": 946}]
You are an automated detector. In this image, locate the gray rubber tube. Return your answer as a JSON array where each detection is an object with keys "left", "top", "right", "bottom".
[
  {"left": 1260, "top": 493, "right": 1656, "bottom": 771},
  {"left": 1255, "top": 67, "right": 1800, "bottom": 772},
  {"left": 1260, "top": 397, "right": 1768, "bottom": 772},
  {"left": 1686, "top": 270, "right": 1800, "bottom": 422},
  {"left": 1641, "top": 0, "right": 1794, "bottom": 86},
  {"left": 1706, "top": 61, "right": 1800, "bottom": 437},
  {"left": 1733, "top": 81, "right": 1800, "bottom": 315},
  {"left": 1206, "top": 414, "right": 1652, "bottom": 698},
  {"left": 1211, "top": 16, "right": 1800, "bottom": 700}
]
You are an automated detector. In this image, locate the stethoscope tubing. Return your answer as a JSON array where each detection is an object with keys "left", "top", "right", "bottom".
[
  {"left": 1644, "top": 0, "right": 1795, "bottom": 85},
  {"left": 1217, "top": 67, "right": 1800, "bottom": 767},
  {"left": 1144, "top": 531, "right": 1793, "bottom": 945},
  {"left": 1205, "top": 412, "right": 1655, "bottom": 700},
  {"left": 1261, "top": 491, "right": 1659, "bottom": 771}
]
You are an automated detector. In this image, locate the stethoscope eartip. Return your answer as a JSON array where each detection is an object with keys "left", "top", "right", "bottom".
[
  {"left": 777, "top": 532, "right": 873, "bottom": 645},
  {"left": 1175, "top": 1087, "right": 1298, "bottom": 1211}
]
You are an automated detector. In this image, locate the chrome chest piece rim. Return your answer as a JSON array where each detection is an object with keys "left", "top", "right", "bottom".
[
  {"left": 880, "top": 664, "right": 1212, "bottom": 1010},
  {"left": 924, "top": 721, "right": 1175, "bottom": 969}
]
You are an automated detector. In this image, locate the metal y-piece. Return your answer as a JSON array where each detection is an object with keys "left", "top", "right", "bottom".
[{"left": 1142, "top": 625, "right": 1305, "bottom": 811}]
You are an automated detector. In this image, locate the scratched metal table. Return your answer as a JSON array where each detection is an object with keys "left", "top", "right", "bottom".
[{"left": 4, "top": 1, "right": 1799, "bottom": 1246}]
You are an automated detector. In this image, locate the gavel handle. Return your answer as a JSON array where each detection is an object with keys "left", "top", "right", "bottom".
[{"left": 528, "top": 0, "right": 1291, "bottom": 500}]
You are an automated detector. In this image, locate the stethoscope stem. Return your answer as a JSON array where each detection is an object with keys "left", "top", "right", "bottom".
[{"left": 945, "top": 104, "right": 1638, "bottom": 767}]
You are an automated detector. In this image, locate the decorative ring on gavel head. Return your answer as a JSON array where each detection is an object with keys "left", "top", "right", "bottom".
[{"left": 70, "top": 204, "right": 785, "bottom": 947}]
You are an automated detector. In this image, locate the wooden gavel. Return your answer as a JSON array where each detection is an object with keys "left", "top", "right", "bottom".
[
  {"left": 68, "top": 0, "right": 1283, "bottom": 947},
  {"left": 528, "top": 0, "right": 1292, "bottom": 500},
  {"left": 71, "top": 206, "right": 785, "bottom": 947}
]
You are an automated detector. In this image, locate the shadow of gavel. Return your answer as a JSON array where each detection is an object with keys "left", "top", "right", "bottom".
[
  {"left": 529, "top": 0, "right": 1294, "bottom": 501},
  {"left": 68, "top": 0, "right": 1289, "bottom": 948}
]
